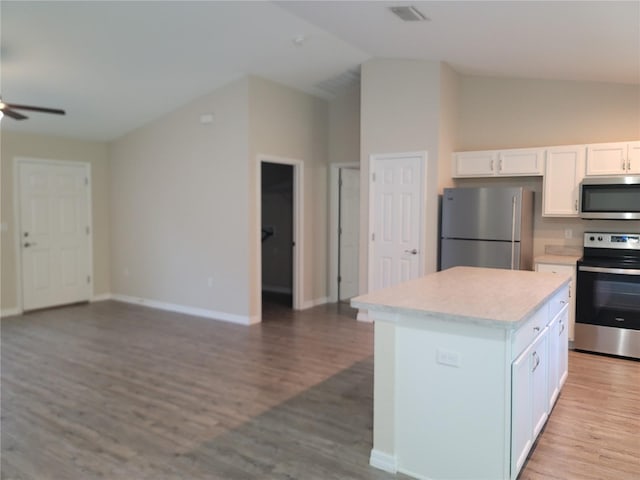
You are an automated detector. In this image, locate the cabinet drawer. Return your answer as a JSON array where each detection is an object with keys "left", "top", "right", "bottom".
[
  {"left": 549, "top": 285, "right": 569, "bottom": 319},
  {"left": 513, "top": 306, "right": 548, "bottom": 359}
]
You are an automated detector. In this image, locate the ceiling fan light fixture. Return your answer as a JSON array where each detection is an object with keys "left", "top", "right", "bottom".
[{"left": 389, "top": 6, "right": 430, "bottom": 22}]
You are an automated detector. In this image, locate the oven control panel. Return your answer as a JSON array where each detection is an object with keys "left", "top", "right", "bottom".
[{"left": 584, "top": 232, "right": 640, "bottom": 250}]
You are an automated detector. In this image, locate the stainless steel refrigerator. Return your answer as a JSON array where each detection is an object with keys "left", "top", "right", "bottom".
[{"left": 440, "top": 187, "right": 534, "bottom": 271}]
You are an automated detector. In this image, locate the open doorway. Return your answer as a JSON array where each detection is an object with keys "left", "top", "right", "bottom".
[
  {"left": 261, "top": 162, "right": 294, "bottom": 311},
  {"left": 329, "top": 163, "right": 360, "bottom": 303}
]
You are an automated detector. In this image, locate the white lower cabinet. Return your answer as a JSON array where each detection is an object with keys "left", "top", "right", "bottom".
[
  {"left": 548, "top": 306, "right": 569, "bottom": 407},
  {"left": 536, "top": 262, "right": 576, "bottom": 341},
  {"left": 511, "top": 327, "right": 549, "bottom": 475},
  {"left": 367, "top": 282, "right": 570, "bottom": 480},
  {"left": 510, "top": 298, "right": 569, "bottom": 479}
]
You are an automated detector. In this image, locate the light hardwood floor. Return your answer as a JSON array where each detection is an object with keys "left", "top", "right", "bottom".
[{"left": 1, "top": 300, "right": 638, "bottom": 479}]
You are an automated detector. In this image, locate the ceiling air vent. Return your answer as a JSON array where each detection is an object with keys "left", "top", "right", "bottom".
[
  {"left": 389, "top": 6, "right": 429, "bottom": 22},
  {"left": 315, "top": 68, "right": 361, "bottom": 97}
]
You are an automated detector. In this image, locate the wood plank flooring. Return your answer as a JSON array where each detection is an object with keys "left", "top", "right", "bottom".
[{"left": 2, "top": 300, "right": 639, "bottom": 479}]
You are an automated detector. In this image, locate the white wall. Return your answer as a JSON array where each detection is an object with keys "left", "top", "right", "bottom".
[
  {"left": 360, "top": 58, "right": 453, "bottom": 458},
  {"left": 455, "top": 76, "right": 640, "bottom": 256},
  {"left": 109, "top": 78, "right": 252, "bottom": 321},
  {"left": 248, "top": 76, "right": 329, "bottom": 315},
  {"left": 457, "top": 76, "right": 640, "bottom": 149},
  {"left": 0, "top": 131, "right": 111, "bottom": 314},
  {"left": 328, "top": 84, "right": 360, "bottom": 165},
  {"left": 360, "top": 59, "right": 449, "bottom": 296}
]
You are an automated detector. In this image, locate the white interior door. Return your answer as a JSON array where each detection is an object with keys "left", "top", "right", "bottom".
[
  {"left": 18, "top": 160, "right": 91, "bottom": 311},
  {"left": 370, "top": 154, "right": 423, "bottom": 292},
  {"left": 339, "top": 168, "right": 360, "bottom": 300}
]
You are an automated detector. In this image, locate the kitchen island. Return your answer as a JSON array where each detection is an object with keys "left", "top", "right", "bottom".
[{"left": 352, "top": 266, "right": 570, "bottom": 480}]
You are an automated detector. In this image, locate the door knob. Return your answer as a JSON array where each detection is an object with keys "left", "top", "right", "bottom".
[
  {"left": 24, "top": 242, "right": 37, "bottom": 248},
  {"left": 405, "top": 249, "right": 418, "bottom": 255}
]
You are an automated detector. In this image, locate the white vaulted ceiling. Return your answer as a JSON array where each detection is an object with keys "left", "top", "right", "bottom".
[{"left": 1, "top": 1, "right": 638, "bottom": 141}]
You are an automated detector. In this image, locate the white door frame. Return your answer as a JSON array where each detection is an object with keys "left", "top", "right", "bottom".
[
  {"left": 256, "top": 155, "right": 304, "bottom": 318},
  {"left": 368, "top": 151, "right": 427, "bottom": 294},
  {"left": 13, "top": 157, "right": 94, "bottom": 313},
  {"left": 329, "top": 162, "right": 360, "bottom": 302}
]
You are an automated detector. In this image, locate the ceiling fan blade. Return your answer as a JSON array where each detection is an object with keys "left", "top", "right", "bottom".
[
  {"left": 5, "top": 103, "right": 65, "bottom": 115},
  {"left": 2, "top": 108, "right": 28, "bottom": 120}
]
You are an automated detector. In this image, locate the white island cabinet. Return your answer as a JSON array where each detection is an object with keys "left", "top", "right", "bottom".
[{"left": 352, "top": 266, "right": 570, "bottom": 480}]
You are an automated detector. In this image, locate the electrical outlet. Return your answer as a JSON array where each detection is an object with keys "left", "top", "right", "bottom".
[{"left": 436, "top": 348, "right": 461, "bottom": 367}]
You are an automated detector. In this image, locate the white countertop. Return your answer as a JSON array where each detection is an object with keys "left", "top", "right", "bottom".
[{"left": 351, "top": 266, "right": 569, "bottom": 328}]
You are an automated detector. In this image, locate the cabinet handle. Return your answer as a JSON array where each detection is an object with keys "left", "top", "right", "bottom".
[
  {"left": 532, "top": 351, "right": 541, "bottom": 372},
  {"left": 499, "top": 159, "right": 503, "bottom": 172},
  {"left": 560, "top": 300, "right": 567, "bottom": 305},
  {"left": 533, "top": 326, "right": 541, "bottom": 333},
  {"left": 628, "top": 159, "right": 631, "bottom": 171},
  {"left": 491, "top": 160, "right": 494, "bottom": 171},
  {"left": 623, "top": 158, "right": 626, "bottom": 170},
  {"left": 574, "top": 199, "right": 578, "bottom": 212},
  {"left": 559, "top": 321, "right": 565, "bottom": 335}
]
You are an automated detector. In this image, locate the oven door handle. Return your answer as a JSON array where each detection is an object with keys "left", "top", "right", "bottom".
[{"left": 579, "top": 265, "right": 640, "bottom": 275}]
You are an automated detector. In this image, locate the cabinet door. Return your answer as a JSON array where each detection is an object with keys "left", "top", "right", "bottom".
[
  {"left": 628, "top": 141, "right": 640, "bottom": 174},
  {"left": 543, "top": 146, "right": 585, "bottom": 216},
  {"left": 531, "top": 330, "right": 549, "bottom": 438},
  {"left": 547, "top": 314, "right": 560, "bottom": 409},
  {"left": 558, "top": 307, "right": 569, "bottom": 389},
  {"left": 511, "top": 343, "right": 533, "bottom": 477},
  {"left": 499, "top": 148, "right": 544, "bottom": 176},
  {"left": 586, "top": 142, "right": 627, "bottom": 175},
  {"left": 535, "top": 263, "right": 576, "bottom": 341},
  {"left": 452, "top": 151, "right": 498, "bottom": 177}
]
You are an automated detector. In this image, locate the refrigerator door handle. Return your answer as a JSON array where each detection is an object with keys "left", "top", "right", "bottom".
[{"left": 511, "top": 196, "right": 517, "bottom": 270}]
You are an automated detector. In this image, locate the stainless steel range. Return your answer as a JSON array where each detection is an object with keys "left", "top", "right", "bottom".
[{"left": 575, "top": 232, "right": 640, "bottom": 359}]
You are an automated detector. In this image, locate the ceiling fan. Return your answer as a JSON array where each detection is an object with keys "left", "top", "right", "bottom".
[{"left": 0, "top": 98, "right": 65, "bottom": 120}]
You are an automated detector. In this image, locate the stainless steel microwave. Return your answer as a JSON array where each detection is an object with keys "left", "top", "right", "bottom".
[{"left": 580, "top": 176, "right": 640, "bottom": 220}]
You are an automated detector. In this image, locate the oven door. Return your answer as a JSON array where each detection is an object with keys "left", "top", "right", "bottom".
[{"left": 575, "top": 263, "right": 640, "bottom": 358}]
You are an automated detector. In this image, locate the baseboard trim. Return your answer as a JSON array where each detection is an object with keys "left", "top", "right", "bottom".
[
  {"left": 301, "top": 296, "right": 329, "bottom": 310},
  {"left": 111, "top": 294, "right": 256, "bottom": 325},
  {"left": 369, "top": 449, "right": 397, "bottom": 474},
  {"left": 357, "top": 309, "right": 371, "bottom": 322},
  {"left": 1, "top": 307, "right": 22, "bottom": 318},
  {"left": 91, "top": 293, "right": 112, "bottom": 302}
]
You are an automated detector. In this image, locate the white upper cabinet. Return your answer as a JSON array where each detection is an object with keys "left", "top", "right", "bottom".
[
  {"left": 542, "top": 145, "right": 586, "bottom": 217},
  {"left": 499, "top": 148, "right": 545, "bottom": 176},
  {"left": 453, "top": 148, "right": 544, "bottom": 178},
  {"left": 453, "top": 150, "right": 498, "bottom": 177},
  {"left": 586, "top": 141, "right": 640, "bottom": 175}
]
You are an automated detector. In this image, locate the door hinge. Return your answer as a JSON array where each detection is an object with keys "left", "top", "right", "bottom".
[
  {"left": 372, "top": 172, "right": 376, "bottom": 182},
  {"left": 339, "top": 227, "right": 342, "bottom": 236},
  {"left": 371, "top": 232, "right": 375, "bottom": 241},
  {"left": 338, "top": 276, "right": 342, "bottom": 283},
  {"left": 86, "top": 226, "right": 90, "bottom": 235},
  {"left": 84, "top": 177, "right": 89, "bottom": 186},
  {"left": 87, "top": 275, "right": 91, "bottom": 284}
]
